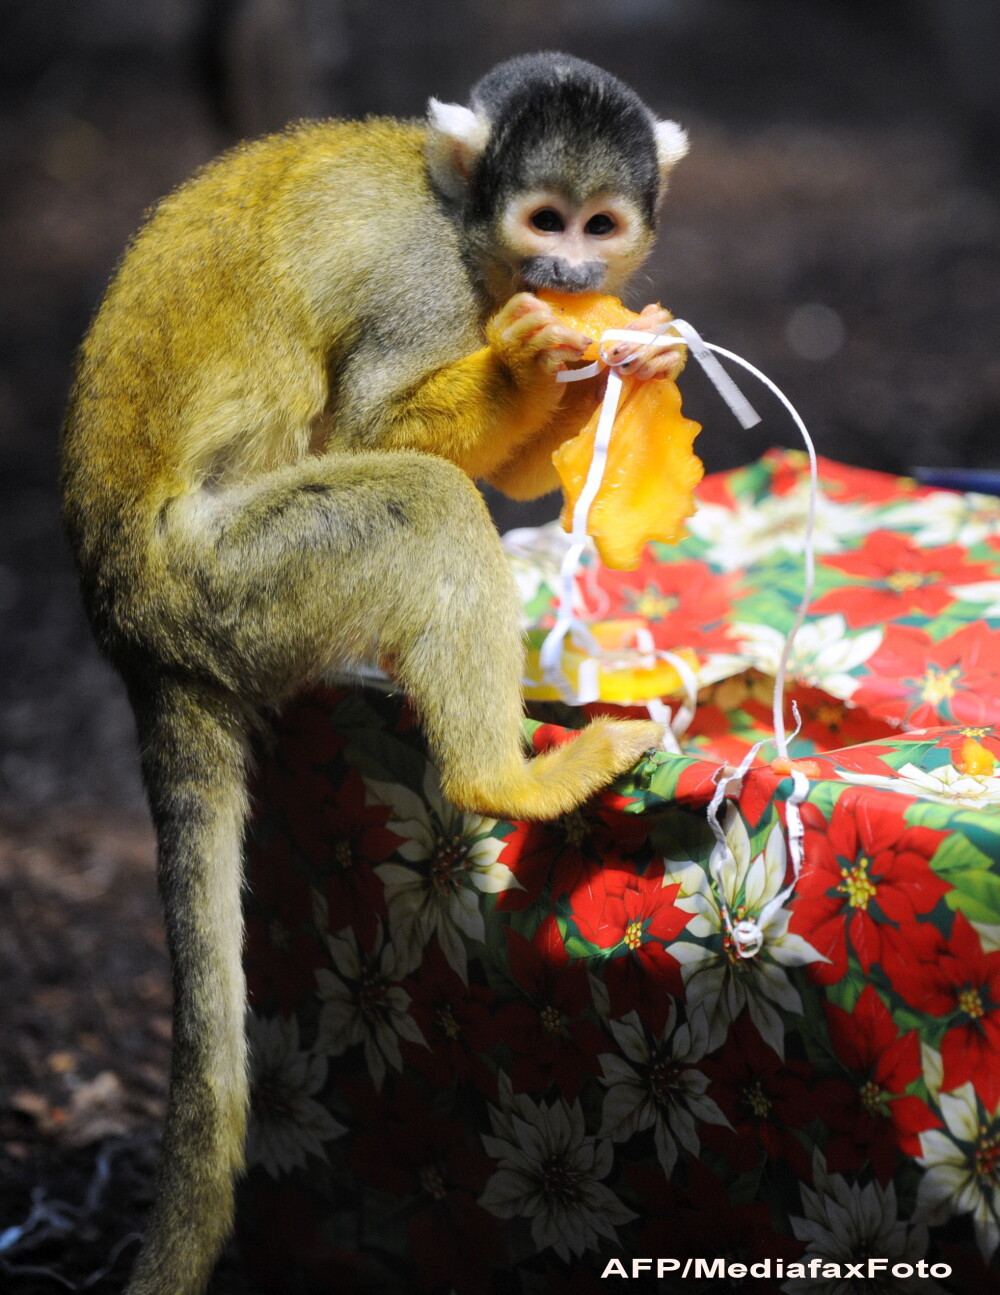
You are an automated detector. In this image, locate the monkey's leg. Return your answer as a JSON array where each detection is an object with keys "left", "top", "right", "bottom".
[
  {"left": 124, "top": 680, "right": 250, "bottom": 1295},
  {"left": 125, "top": 451, "right": 660, "bottom": 1294},
  {"left": 167, "top": 450, "right": 662, "bottom": 821}
]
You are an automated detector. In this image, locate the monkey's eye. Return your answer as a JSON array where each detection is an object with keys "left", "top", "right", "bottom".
[
  {"left": 530, "top": 208, "right": 565, "bottom": 233},
  {"left": 585, "top": 213, "right": 617, "bottom": 236}
]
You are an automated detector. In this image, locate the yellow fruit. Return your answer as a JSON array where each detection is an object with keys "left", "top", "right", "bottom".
[
  {"left": 540, "top": 291, "right": 703, "bottom": 572},
  {"left": 958, "top": 737, "right": 995, "bottom": 776}
]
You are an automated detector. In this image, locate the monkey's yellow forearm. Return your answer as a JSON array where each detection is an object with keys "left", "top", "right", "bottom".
[
  {"left": 486, "top": 378, "right": 600, "bottom": 499},
  {"left": 381, "top": 343, "right": 567, "bottom": 483}
]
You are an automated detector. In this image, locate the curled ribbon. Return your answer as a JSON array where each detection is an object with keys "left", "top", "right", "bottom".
[
  {"left": 540, "top": 318, "right": 763, "bottom": 707},
  {"left": 538, "top": 316, "right": 821, "bottom": 959}
]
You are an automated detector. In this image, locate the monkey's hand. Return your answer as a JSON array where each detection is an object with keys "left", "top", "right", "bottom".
[
  {"left": 605, "top": 303, "right": 687, "bottom": 382},
  {"left": 487, "top": 293, "right": 594, "bottom": 385}
]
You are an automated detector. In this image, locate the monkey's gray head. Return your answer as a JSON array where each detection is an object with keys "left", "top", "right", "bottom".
[{"left": 425, "top": 52, "right": 688, "bottom": 302}]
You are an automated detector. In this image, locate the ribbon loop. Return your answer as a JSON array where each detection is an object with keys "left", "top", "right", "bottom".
[
  {"left": 541, "top": 317, "right": 765, "bottom": 709},
  {"left": 537, "top": 313, "right": 821, "bottom": 955}
]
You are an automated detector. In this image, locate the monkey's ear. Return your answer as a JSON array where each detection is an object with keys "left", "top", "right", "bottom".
[
  {"left": 654, "top": 119, "right": 689, "bottom": 184},
  {"left": 426, "top": 98, "right": 491, "bottom": 199}
]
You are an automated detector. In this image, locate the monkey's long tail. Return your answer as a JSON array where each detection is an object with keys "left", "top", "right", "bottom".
[{"left": 125, "top": 678, "right": 251, "bottom": 1295}]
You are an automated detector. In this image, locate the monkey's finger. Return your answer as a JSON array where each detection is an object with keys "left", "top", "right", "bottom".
[
  {"left": 521, "top": 320, "right": 593, "bottom": 358},
  {"left": 499, "top": 302, "right": 591, "bottom": 351},
  {"left": 604, "top": 338, "right": 642, "bottom": 365},
  {"left": 532, "top": 331, "right": 594, "bottom": 373},
  {"left": 634, "top": 302, "right": 674, "bottom": 327},
  {"left": 489, "top": 292, "right": 552, "bottom": 343},
  {"left": 497, "top": 291, "right": 547, "bottom": 323},
  {"left": 605, "top": 303, "right": 673, "bottom": 352},
  {"left": 607, "top": 304, "right": 674, "bottom": 357},
  {"left": 624, "top": 343, "right": 687, "bottom": 382}
]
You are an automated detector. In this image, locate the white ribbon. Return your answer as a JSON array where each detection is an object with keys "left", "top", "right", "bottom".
[
  {"left": 539, "top": 313, "right": 823, "bottom": 959},
  {"left": 540, "top": 317, "right": 762, "bottom": 712}
]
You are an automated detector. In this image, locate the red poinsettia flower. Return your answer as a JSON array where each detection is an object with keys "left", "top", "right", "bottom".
[
  {"left": 274, "top": 689, "right": 350, "bottom": 765},
  {"left": 694, "top": 466, "right": 739, "bottom": 508},
  {"left": 627, "top": 1158, "right": 804, "bottom": 1288},
  {"left": 789, "top": 791, "right": 949, "bottom": 985},
  {"left": 816, "top": 456, "right": 928, "bottom": 505},
  {"left": 347, "top": 1079, "right": 504, "bottom": 1295},
  {"left": 402, "top": 940, "right": 500, "bottom": 1098},
  {"left": 738, "top": 766, "right": 793, "bottom": 830},
  {"left": 744, "top": 684, "right": 898, "bottom": 753},
  {"left": 684, "top": 706, "right": 761, "bottom": 769},
  {"left": 569, "top": 855, "right": 689, "bottom": 951},
  {"left": 495, "top": 922, "right": 610, "bottom": 1099},
  {"left": 319, "top": 766, "right": 400, "bottom": 948},
  {"left": 250, "top": 741, "right": 350, "bottom": 871},
  {"left": 821, "top": 985, "right": 941, "bottom": 1182},
  {"left": 244, "top": 832, "right": 324, "bottom": 1016},
  {"left": 810, "top": 530, "right": 993, "bottom": 628},
  {"left": 852, "top": 622, "right": 1000, "bottom": 728},
  {"left": 675, "top": 757, "right": 727, "bottom": 809},
  {"left": 823, "top": 743, "right": 905, "bottom": 776},
  {"left": 892, "top": 911, "right": 1000, "bottom": 1110},
  {"left": 236, "top": 1178, "right": 359, "bottom": 1293},
  {"left": 248, "top": 693, "right": 348, "bottom": 832},
  {"left": 933, "top": 725, "right": 1000, "bottom": 764},
  {"left": 590, "top": 553, "right": 742, "bottom": 652},
  {"left": 763, "top": 449, "right": 811, "bottom": 497},
  {"left": 567, "top": 855, "right": 691, "bottom": 1026},
  {"left": 701, "top": 1013, "right": 815, "bottom": 1179},
  {"left": 498, "top": 796, "right": 652, "bottom": 911}
]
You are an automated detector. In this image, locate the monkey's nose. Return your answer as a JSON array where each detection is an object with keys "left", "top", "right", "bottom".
[{"left": 521, "top": 256, "right": 606, "bottom": 293}]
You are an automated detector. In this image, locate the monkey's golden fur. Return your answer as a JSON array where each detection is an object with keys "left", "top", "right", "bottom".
[{"left": 62, "top": 115, "right": 666, "bottom": 1294}]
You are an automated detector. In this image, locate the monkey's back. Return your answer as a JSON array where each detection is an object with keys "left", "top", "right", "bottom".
[{"left": 61, "top": 117, "right": 470, "bottom": 594}]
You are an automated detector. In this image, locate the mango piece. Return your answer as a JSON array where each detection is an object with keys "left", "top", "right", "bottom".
[
  {"left": 540, "top": 290, "right": 703, "bottom": 572},
  {"left": 522, "top": 625, "right": 699, "bottom": 704},
  {"left": 539, "top": 290, "right": 638, "bottom": 362},
  {"left": 958, "top": 737, "right": 996, "bottom": 776}
]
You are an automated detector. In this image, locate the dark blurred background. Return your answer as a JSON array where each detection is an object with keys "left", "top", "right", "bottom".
[
  {"left": 1, "top": 0, "right": 999, "bottom": 815},
  {"left": 1, "top": 4, "right": 999, "bottom": 1290}
]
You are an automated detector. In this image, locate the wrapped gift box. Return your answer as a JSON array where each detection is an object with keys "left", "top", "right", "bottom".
[{"left": 238, "top": 454, "right": 1000, "bottom": 1293}]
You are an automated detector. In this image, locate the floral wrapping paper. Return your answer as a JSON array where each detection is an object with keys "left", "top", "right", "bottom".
[{"left": 238, "top": 454, "right": 1000, "bottom": 1293}]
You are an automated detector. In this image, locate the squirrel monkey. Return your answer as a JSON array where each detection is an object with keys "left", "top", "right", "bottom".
[{"left": 62, "top": 51, "right": 688, "bottom": 1294}]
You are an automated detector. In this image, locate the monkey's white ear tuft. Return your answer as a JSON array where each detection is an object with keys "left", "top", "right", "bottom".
[
  {"left": 426, "top": 98, "right": 491, "bottom": 199},
  {"left": 654, "top": 119, "right": 689, "bottom": 176},
  {"left": 427, "top": 99, "right": 489, "bottom": 148}
]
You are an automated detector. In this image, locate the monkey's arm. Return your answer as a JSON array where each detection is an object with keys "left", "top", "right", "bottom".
[
  {"left": 485, "top": 303, "right": 688, "bottom": 500},
  {"left": 484, "top": 378, "right": 600, "bottom": 500},
  {"left": 341, "top": 293, "right": 592, "bottom": 485}
]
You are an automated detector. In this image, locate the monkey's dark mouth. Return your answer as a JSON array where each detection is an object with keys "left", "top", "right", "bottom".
[{"left": 520, "top": 256, "right": 607, "bottom": 293}]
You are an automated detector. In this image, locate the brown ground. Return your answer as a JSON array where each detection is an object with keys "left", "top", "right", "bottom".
[{"left": 0, "top": 809, "right": 253, "bottom": 1292}]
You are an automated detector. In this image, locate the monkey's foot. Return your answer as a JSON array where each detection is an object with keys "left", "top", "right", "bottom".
[{"left": 447, "top": 716, "right": 663, "bottom": 821}]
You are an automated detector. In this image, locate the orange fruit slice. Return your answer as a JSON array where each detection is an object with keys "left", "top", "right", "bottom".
[{"left": 540, "top": 291, "right": 703, "bottom": 571}]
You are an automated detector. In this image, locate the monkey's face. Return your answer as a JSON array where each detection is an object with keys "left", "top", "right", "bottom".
[{"left": 497, "top": 188, "right": 653, "bottom": 297}]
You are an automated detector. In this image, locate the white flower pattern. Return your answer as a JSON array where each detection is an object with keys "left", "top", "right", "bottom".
[
  {"left": 666, "top": 809, "right": 827, "bottom": 1056},
  {"left": 729, "top": 613, "right": 883, "bottom": 701},
  {"left": 785, "top": 1149, "right": 942, "bottom": 1293},
  {"left": 840, "top": 759, "right": 1000, "bottom": 808},
  {"left": 246, "top": 1011, "right": 346, "bottom": 1178},
  {"left": 687, "top": 483, "right": 870, "bottom": 571},
  {"left": 314, "top": 924, "right": 425, "bottom": 1090},
  {"left": 369, "top": 765, "right": 519, "bottom": 980},
  {"left": 917, "top": 1078, "right": 1000, "bottom": 1263},
  {"left": 479, "top": 1074, "right": 636, "bottom": 1262},
  {"left": 884, "top": 489, "right": 1000, "bottom": 549},
  {"left": 598, "top": 1005, "right": 729, "bottom": 1178}
]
